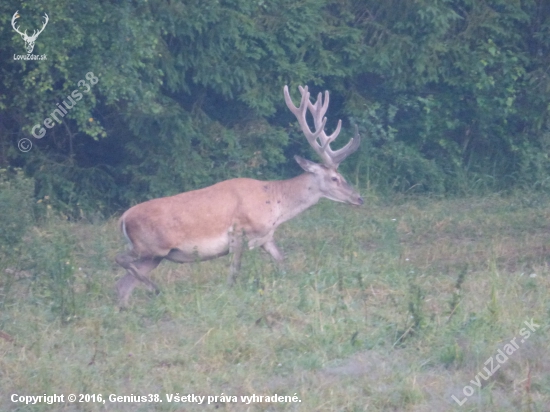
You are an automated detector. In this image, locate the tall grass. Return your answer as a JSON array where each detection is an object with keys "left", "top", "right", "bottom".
[{"left": 0, "top": 191, "right": 549, "bottom": 411}]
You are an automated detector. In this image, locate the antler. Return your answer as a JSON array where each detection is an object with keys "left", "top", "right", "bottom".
[
  {"left": 32, "top": 13, "right": 49, "bottom": 40},
  {"left": 11, "top": 11, "right": 26, "bottom": 37},
  {"left": 284, "top": 85, "right": 360, "bottom": 169},
  {"left": 11, "top": 11, "right": 48, "bottom": 41}
]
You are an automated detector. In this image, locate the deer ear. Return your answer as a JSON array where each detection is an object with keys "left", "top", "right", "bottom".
[{"left": 294, "top": 155, "right": 322, "bottom": 173}]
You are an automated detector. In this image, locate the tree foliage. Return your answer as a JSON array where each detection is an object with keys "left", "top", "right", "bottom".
[{"left": 0, "top": 0, "right": 549, "bottom": 216}]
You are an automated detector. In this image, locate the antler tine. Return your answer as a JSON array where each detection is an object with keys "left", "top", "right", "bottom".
[
  {"left": 11, "top": 11, "right": 26, "bottom": 37},
  {"left": 284, "top": 85, "right": 327, "bottom": 157},
  {"left": 37, "top": 13, "right": 49, "bottom": 36},
  {"left": 307, "top": 92, "right": 325, "bottom": 129},
  {"left": 329, "top": 124, "right": 361, "bottom": 166},
  {"left": 29, "top": 13, "right": 48, "bottom": 40},
  {"left": 284, "top": 85, "right": 361, "bottom": 169},
  {"left": 306, "top": 90, "right": 343, "bottom": 151},
  {"left": 322, "top": 119, "right": 342, "bottom": 147}
]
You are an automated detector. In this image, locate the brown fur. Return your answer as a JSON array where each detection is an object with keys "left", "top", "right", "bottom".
[
  {"left": 116, "top": 162, "right": 362, "bottom": 307},
  {"left": 115, "top": 85, "right": 363, "bottom": 307}
]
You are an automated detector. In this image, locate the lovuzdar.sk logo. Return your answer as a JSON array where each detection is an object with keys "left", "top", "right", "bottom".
[{"left": 11, "top": 10, "right": 48, "bottom": 61}]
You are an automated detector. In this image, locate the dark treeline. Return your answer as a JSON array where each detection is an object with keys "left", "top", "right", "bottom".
[{"left": 1, "top": 0, "right": 549, "bottom": 217}]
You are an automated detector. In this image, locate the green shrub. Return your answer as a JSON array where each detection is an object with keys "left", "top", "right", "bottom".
[{"left": 0, "top": 168, "right": 35, "bottom": 263}]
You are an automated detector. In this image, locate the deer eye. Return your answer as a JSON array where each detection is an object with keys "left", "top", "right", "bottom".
[{"left": 331, "top": 177, "right": 338, "bottom": 182}]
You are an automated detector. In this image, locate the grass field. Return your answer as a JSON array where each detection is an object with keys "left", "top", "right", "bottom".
[{"left": 1, "top": 192, "right": 549, "bottom": 411}]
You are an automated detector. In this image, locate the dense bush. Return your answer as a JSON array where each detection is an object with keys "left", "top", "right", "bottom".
[{"left": 0, "top": 0, "right": 549, "bottom": 216}]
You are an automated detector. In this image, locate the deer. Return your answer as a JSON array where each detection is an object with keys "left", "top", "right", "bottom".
[
  {"left": 11, "top": 11, "right": 49, "bottom": 54},
  {"left": 115, "top": 85, "right": 363, "bottom": 307}
]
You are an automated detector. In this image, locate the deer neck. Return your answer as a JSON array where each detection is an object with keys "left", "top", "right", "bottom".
[{"left": 270, "top": 173, "right": 321, "bottom": 225}]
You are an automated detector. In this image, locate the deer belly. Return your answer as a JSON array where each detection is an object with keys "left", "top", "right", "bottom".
[{"left": 166, "top": 234, "right": 230, "bottom": 262}]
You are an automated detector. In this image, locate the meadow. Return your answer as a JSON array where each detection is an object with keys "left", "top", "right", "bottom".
[{"left": 1, "top": 191, "right": 549, "bottom": 411}]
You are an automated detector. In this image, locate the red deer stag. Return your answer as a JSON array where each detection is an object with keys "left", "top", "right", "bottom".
[{"left": 115, "top": 85, "right": 363, "bottom": 307}]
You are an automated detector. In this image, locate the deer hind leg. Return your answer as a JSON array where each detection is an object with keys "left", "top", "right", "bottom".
[
  {"left": 116, "top": 253, "right": 162, "bottom": 306},
  {"left": 116, "top": 273, "right": 140, "bottom": 308}
]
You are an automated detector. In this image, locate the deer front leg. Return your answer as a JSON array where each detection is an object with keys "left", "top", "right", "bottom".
[
  {"left": 261, "top": 239, "right": 284, "bottom": 262},
  {"left": 227, "top": 229, "right": 244, "bottom": 286},
  {"left": 262, "top": 239, "right": 287, "bottom": 275}
]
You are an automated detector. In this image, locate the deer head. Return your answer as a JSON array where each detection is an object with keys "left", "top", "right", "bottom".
[{"left": 284, "top": 85, "right": 363, "bottom": 205}]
